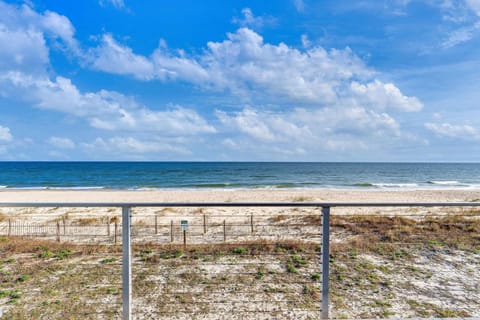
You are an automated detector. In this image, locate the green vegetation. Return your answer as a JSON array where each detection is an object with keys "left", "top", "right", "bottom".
[
  {"left": 100, "top": 257, "right": 116, "bottom": 264},
  {"left": 232, "top": 247, "right": 246, "bottom": 255},
  {"left": 53, "top": 249, "right": 72, "bottom": 260}
]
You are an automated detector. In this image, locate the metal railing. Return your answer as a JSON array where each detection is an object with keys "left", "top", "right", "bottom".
[{"left": 1, "top": 201, "right": 479, "bottom": 319}]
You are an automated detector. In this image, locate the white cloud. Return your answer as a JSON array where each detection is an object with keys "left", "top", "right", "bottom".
[
  {"left": 88, "top": 34, "right": 208, "bottom": 82},
  {"left": 425, "top": 122, "right": 480, "bottom": 140},
  {"left": 0, "top": 125, "right": 12, "bottom": 142},
  {"left": 381, "top": 0, "right": 480, "bottom": 47},
  {"left": 81, "top": 136, "right": 191, "bottom": 156},
  {"left": 466, "top": 0, "right": 480, "bottom": 15},
  {"left": 232, "top": 8, "right": 275, "bottom": 30},
  {"left": 0, "top": 20, "right": 49, "bottom": 75},
  {"left": 221, "top": 138, "right": 238, "bottom": 149},
  {"left": 301, "top": 34, "right": 311, "bottom": 48},
  {"left": 0, "top": 125, "right": 12, "bottom": 156},
  {"left": 150, "top": 46, "right": 209, "bottom": 83},
  {"left": 203, "top": 28, "right": 371, "bottom": 103},
  {"left": 40, "top": 10, "right": 78, "bottom": 51},
  {"left": 435, "top": 0, "right": 480, "bottom": 47},
  {"left": 0, "top": 1, "right": 79, "bottom": 63},
  {"left": 88, "top": 28, "right": 422, "bottom": 114},
  {"left": 0, "top": 1, "right": 218, "bottom": 159},
  {"left": 216, "top": 109, "right": 277, "bottom": 142},
  {"left": 0, "top": 2, "right": 428, "bottom": 159},
  {"left": 216, "top": 105, "right": 402, "bottom": 153},
  {"left": 294, "top": 106, "right": 401, "bottom": 138},
  {"left": 89, "top": 34, "right": 155, "bottom": 80},
  {"left": 0, "top": 72, "right": 216, "bottom": 136},
  {"left": 442, "top": 21, "right": 480, "bottom": 48},
  {"left": 350, "top": 80, "right": 423, "bottom": 112},
  {"left": 48, "top": 136, "right": 75, "bottom": 149}
]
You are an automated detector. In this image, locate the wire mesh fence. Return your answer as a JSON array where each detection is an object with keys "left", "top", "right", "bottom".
[
  {"left": 0, "top": 205, "right": 323, "bottom": 319},
  {"left": 0, "top": 207, "right": 323, "bottom": 244}
]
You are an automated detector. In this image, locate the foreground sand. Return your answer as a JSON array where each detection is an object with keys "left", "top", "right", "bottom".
[{"left": 0, "top": 188, "right": 479, "bottom": 203}]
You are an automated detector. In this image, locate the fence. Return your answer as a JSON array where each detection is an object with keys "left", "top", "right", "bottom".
[{"left": 0, "top": 202, "right": 479, "bottom": 319}]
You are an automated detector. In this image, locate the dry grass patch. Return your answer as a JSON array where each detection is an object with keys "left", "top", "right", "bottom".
[{"left": 329, "top": 213, "right": 480, "bottom": 318}]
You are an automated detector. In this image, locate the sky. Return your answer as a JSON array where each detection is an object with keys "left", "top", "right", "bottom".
[{"left": 0, "top": 0, "right": 479, "bottom": 161}]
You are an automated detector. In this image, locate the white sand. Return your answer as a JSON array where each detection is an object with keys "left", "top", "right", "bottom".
[{"left": 0, "top": 188, "right": 478, "bottom": 203}]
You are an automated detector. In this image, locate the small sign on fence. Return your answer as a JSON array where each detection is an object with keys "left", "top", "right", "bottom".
[{"left": 181, "top": 220, "right": 188, "bottom": 231}]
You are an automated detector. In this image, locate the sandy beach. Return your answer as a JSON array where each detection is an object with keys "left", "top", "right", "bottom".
[{"left": 0, "top": 188, "right": 479, "bottom": 203}]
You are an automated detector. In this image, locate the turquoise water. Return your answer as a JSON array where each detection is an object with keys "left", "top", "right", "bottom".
[{"left": 0, "top": 162, "right": 479, "bottom": 190}]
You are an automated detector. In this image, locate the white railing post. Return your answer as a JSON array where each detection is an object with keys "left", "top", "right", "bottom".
[
  {"left": 321, "top": 206, "right": 330, "bottom": 319},
  {"left": 122, "top": 206, "right": 132, "bottom": 320}
]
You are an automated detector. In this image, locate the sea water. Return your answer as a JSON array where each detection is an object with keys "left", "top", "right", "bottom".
[{"left": 0, "top": 162, "right": 479, "bottom": 190}]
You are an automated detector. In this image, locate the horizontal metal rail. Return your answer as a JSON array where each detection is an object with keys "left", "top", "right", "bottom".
[{"left": 0, "top": 201, "right": 480, "bottom": 207}]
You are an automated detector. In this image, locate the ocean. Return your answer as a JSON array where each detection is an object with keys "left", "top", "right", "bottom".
[{"left": 0, "top": 162, "right": 479, "bottom": 191}]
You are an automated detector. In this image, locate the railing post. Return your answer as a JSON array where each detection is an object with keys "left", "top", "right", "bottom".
[
  {"left": 114, "top": 220, "right": 118, "bottom": 244},
  {"left": 223, "top": 220, "right": 226, "bottom": 242},
  {"left": 203, "top": 214, "right": 207, "bottom": 234},
  {"left": 56, "top": 221, "right": 60, "bottom": 242},
  {"left": 250, "top": 214, "right": 254, "bottom": 233},
  {"left": 321, "top": 206, "right": 330, "bottom": 319},
  {"left": 122, "top": 206, "right": 132, "bottom": 320},
  {"left": 183, "top": 229, "right": 187, "bottom": 250}
]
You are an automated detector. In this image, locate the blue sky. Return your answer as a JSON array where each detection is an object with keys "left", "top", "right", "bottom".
[{"left": 0, "top": 0, "right": 479, "bottom": 161}]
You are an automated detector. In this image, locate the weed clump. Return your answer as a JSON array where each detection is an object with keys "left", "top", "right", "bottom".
[
  {"left": 54, "top": 249, "right": 72, "bottom": 260},
  {"left": 232, "top": 247, "right": 247, "bottom": 255},
  {"left": 100, "top": 257, "right": 117, "bottom": 264}
]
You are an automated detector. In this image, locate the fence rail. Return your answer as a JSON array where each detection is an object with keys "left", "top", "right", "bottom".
[{"left": 1, "top": 202, "right": 480, "bottom": 319}]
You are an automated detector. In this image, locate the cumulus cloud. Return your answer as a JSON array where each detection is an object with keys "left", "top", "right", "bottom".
[
  {"left": 350, "top": 80, "right": 423, "bottom": 112},
  {"left": 88, "top": 34, "right": 155, "bottom": 80},
  {"left": 0, "top": 16, "right": 49, "bottom": 74},
  {"left": 0, "top": 1, "right": 426, "bottom": 158},
  {"left": 216, "top": 105, "right": 402, "bottom": 154},
  {"left": 0, "top": 1, "right": 79, "bottom": 63},
  {"left": 217, "top": 109, "right": 290, "bottom": 142},
  {"left": 87, "top": 34, "right": 209, "bottom": 82},
  {"left": 0, "top": 125, "right": 12, "bottom": 142},
  {"left": 0, "top": 1, "right": 218, "bottom": 158},
  {"left": 48, "top": 136, "right": 75, "bottom": 149},
  {"left": 87, "top": 28, "right": 422, "bottom": 114},
  {"left": 0, "top": 72, "right": 216, "bottom": 136},
  {"left": 425, "top": 122, "right": 480, "bottom": 140}
]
